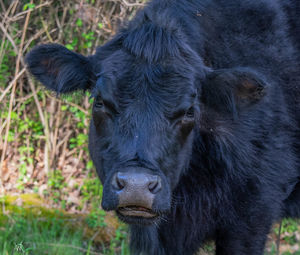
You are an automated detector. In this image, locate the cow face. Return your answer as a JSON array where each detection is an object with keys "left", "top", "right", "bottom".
[
  {"left": 25, "top": 42, "right": 202, "bottom": 225},
  {"left": 88, "top": 48, "right": 200, "bottom": 224},
  {"left": 26, "top": 43, "right": 267, "bottom": 225}
]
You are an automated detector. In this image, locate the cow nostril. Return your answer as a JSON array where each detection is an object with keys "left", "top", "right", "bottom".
[
  {"left": 148, "top": 177, "right": 162, "bottom": 194},
  {"left": 112, "top": 173, "right": 125, "bottom": 191},
  {"left": 117, "top": 178, "right": 125, "bottom": 190}
]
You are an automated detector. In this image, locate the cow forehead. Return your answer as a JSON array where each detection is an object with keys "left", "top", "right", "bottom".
[
  {"left": 108, "top": 76, "right": 195, "bottom": 118},
  {"left": 100, "top": 54, "right": 195, "bottom": 103}
]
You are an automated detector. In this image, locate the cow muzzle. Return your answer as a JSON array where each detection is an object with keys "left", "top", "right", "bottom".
[
  {"left": 101, "top": 167, "right": 171, "bottom": 224},
  {"left": 112, "top": 171, "right": 161, "bottom": 218}
]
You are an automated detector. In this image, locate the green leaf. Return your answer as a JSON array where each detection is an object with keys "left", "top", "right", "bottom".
[
  {"left": 61, "top": 105, "right": 68, "bottom": 111},
  {"left": 87, "top": 160, "right": 94, "bottom": 170},
  {"left": 23, "top": 3, "right": 36, "bottom": 11},
  {"left": 98, "top": 23, "right": 103, "bottom": 29},
  {"left": 76, "top": 19, "right": 83, "bottom": 27},
  {"left": 65, "top": 44, "right": 74, "bottom": 50}
]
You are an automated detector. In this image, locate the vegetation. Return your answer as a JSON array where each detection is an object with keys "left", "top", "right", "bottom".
[
  {"left": 0, "top": 194, "right": 129, "bottom": 254},
  {"left": 0, "top": 0, "right": 299, "bottom": 254}
]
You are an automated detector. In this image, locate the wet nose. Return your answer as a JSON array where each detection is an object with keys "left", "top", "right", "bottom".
[{"left": 112, "top": 171, "right": 162, "bottom": 209}]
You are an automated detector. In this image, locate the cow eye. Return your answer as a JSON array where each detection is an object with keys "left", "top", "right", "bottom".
[{"left": 185, "top": 107, "right": 195, "bottom": 118}]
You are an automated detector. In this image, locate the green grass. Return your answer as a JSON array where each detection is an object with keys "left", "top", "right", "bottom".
[
  {"left": 0, "top": 211, "right": 129, "bottom": 255},
  {"left": 0, "top": 212, "right": 84, "bottom": 255},
  {"left": 1, "top": 209, "right": 300, "bottom": 255}
]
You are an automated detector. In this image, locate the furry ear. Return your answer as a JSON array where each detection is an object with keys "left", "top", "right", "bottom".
[
  {"left": 25, "top": 44, "right": 95, "bottom": 93},
  {"left": 201, "top": 67, "right": 268, "bottom": 114}
]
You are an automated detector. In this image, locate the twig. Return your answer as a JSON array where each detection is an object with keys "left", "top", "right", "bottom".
[
  {"left": 26, "top": 74, "right": 46, "bottom": 124},
  {"left": 15, "top": 88, "right": 41, "bottom": 102},
  {"left": 40, "top": 13, "right": 53, "bottom": 42},
  {"left": 0, "top": 88, "right": 41, "bottom": 139},
  {"left": 65, "top": 149, "right": 84, "bottom": 184},
  {"left": 44, "top": 138, "right": 49, "bottom": 175},
  {"left": 90, "top": 229, "right": 101, "bottom": 243},
  {"left": 58, "top": 117, "right": 72, "bottom": 169},
  {"left": 0, "top": 67, "right": 26, "bottom": 102},
  {"left": 56, "top": 4, "right": 67, "bottom": 41},
  {"left": 121, "top": 0, "right": 145, "bottom": 7},
  {"left": 0, "top": 0, "right": 6, "bottom": 13},
  {"left": 56, "top": 130, "right": 72, "bottom": 153},
  {"left": 0, "top": 0, "right": 19, "bottom": 58},
  {"left": 45, "top": 92, "right": 89, "bottom": 115},
  {"left": 9, "top": 1, "right": 52, "bottom": 21},
  {"left": 66, "top": 148, "right": 78, "bottom": 158},
  {"left": 22, "top": 28, "right": 46, "bottom": 53},
  {"left": 50, "top": 100, "right": 61, "bottom": 168},
  {"left": 0, "top": 22, "right": 19, "bottom": 55}
]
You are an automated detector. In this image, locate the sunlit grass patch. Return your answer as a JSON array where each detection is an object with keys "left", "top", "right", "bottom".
[
  {"left": 0, "top": 211, "right": 130, "bottom": 255},
  {"left": 0, "top": 212, "right": 88, "bottom": 255},
  {"left": 0, "top": 195, "right": 129, "bottom": 255}
]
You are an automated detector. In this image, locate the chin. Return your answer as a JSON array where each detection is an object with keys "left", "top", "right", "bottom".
[{"left": 116, "top": 206, "right": 163, "bottom": 225}]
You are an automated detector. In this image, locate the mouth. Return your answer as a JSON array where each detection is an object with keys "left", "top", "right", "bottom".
[{"left": 117, "top": 206, "right": 158, "bottom": 218}]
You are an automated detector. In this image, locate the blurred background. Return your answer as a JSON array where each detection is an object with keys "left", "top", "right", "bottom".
[{"left": 0, "top": 0, "right": 299, "bottom": 254}]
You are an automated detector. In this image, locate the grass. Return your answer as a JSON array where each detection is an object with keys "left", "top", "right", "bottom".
[
  {"left": 0, "top": 205, "right": 300, "bottom": 255},
  {"left": 0, "top": 210, "right": 130, "bottom": 255},
  {"left": 0, "top": 194, "right": 129, "bottom": 255},
  {"left": 1, "top": 213, "right": 85, "bottom": 255},
  {"left": 1, "top": 212, "right": 85, "bottom": 255}
]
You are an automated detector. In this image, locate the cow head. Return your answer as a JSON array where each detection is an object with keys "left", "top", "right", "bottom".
[{"left": 26, "top": 31, "right": 267, "bottom": 225}]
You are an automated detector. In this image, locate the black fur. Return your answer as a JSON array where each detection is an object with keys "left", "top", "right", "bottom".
[
  {"left": 25, "top": 43, "right": 95, "bottom": 93},
  {"left": 26, "top": 0, "right": 300, "bottom": 254}
]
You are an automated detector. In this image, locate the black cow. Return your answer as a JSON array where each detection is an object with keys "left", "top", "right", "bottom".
[{"left": 26, "top": 0, "right": 300, "bottom": 254}]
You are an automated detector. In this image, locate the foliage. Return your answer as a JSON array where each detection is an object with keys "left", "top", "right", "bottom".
[
  {"left": 0, "top": 212, "right": 84, "bottom": 255},
  {"left": 0, "top": 210, "right": 129, "bottom": 255},
  {"left": 0, "top": 194, "right": 129, "bottom": 254}
]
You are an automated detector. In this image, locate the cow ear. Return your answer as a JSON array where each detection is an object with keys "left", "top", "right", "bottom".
[
  {"left": 201, "top": 67, "right": 268, "bottom": 114},
  {"left": 25, "top": 44, "right": 95, "bottom": 93}
]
